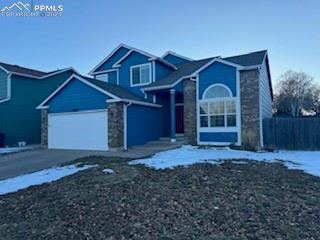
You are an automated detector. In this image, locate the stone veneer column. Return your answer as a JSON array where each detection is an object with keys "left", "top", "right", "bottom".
[
  {"left": 108, "top": 102, "right": 124, "bottom": 151},
  {"left": 240, "top": 69, "right": 261, "bottom": 149},
  {"left": 41, "top": 109, "right": 48, "bottom": 148},
  {"left": 183, "top": 79, "right": 197, "bottom": 145}
]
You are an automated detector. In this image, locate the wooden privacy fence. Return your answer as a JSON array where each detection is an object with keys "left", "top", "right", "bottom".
[{"left": 263, "top": 117, "right": 320, "bottom": 150}]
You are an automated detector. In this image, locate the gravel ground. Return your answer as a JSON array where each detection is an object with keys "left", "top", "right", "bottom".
[{"left": 0, "top": 157, "right": 319, "bottom": 240}]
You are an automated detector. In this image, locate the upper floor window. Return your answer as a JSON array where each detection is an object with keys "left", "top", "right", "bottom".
[
  {"left": 95, "top": 73, "right": 108, "bottom": 82},
  {"left": 199, "top": 84, "right": 237, "bottom": 128},
  {"left": 130, "top": 63, "right": 151, "bottom": 86}
]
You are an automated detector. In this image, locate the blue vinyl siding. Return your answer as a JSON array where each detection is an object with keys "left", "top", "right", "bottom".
[
  {"left": 95, "top": 47, "right": 130, "bottom": 72},
  {"left": 163, "top": 54, "right": 190, "bottom": 66},
  {"left": 200, "top": 132, "right": 238, "bottom": 143},
  {"left": 48, "top": 78, "right": 109, "bottom": 113},
  {"left": 127, "top": 104, "right": 168, "bottom": 146},
  {"left": 108, "top": 71, "right": 117, "bottom": 84},
  {"left": 118, "top": 51, "right": 150, "bottom": 96},
  {"left": 198, "top": 62, "right": 237, "bottom": 99},
  {"left": 155, "top": 61, "right": 173, "bottom": 80}
]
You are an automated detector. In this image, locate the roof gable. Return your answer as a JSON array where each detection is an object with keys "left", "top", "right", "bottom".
[
  {"left": 162, "top": 51, "right": 193, "bottom": 66},
  {"left": 90, "top": 45, "right": 131, "bottom": 74},
  {"left": 37, "top": 74, "right": 161, "bottom": 109}
]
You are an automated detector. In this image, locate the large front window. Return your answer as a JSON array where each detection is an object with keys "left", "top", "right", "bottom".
[
  {"left": 130, "top": 63, "right": 151, "bottom": 86},
  {"left": 199, "top": 84, "right": 237, "bottom": 128}
]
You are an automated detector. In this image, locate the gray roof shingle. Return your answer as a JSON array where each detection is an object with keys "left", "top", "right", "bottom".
[
  {"left": 0, "top": 62, "right": 47, "bottom": 77},
  {"left": 145, "top": 50, "right": 267, "bottom": 90},
  {"left": 81, "top": 76, "right": 151, "bottom": 103},
  {"left": 223, "top": 50, "right": 267, "bottom": 66},
  {"left": 145, "top": 58, "right": 215, "bottom": 89}
]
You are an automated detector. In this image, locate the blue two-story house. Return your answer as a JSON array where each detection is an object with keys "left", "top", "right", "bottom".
[{"left": 37, "top": 44, "right": 273, "bottom": 151}]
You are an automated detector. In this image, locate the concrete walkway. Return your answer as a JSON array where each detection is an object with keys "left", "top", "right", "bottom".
[{"left": 0, "top": 138, "right": 185, "bottom": 180}]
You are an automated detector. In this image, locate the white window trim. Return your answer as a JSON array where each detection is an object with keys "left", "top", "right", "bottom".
[
  {"left": 130, "top": 63, "right": 152, "bottom": 87},
  {"left": 198, "top": 97, "right": 237, "bottom": 130},
  {"left": 95, "top": 72, "right": 109, "bottom": 82},
  {"left": 202, "top": 83, "right": 233, "bottom": 99},
  {"left": 197, "top": 79, "right": 241, "bottom": 146}
]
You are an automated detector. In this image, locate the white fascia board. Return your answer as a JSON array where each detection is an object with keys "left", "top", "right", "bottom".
[
  {"left": 89, "top": 43, "right": 131, "bottom": 75},
  {"left": 112, "top": 50, "right": 134, "bottom": 68},
  {"left": 11, "top": 67, "right": 78, "bottom": 80},
  {"left": 191, "top": 59, "right": 245, "bottom": 77},
  {"left": 91, "top": 69, "right": 117, "bottom": 75},
  {"left": 36, "top": 74, "right": 121, "bottom": 109},
  {"left": 107, "top": 98, "right": 161, "bottom": 108},
  {"left": 161, "top": 51, "right": 194, "bottom": 62},
  {"left": 0, "top": 65, "right": 10, "bottom": 74},
  {"left": 152, "top": 58, "right": 178, "bottom": 70}
]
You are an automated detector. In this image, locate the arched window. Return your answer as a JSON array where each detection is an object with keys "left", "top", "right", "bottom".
[
  {"left": 199, "top": 84, "right": 237, "bottom": 128},
  {"left": 203, "top": 84, "right": 232, "bottom": 99}
]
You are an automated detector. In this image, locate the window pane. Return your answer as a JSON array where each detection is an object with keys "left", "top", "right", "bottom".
[
  {"left": 210, "top": 101, "right": 224, "bottom": 115},
  {"left": 227, "top": 114, "right": 236, "bottom": 127},
  {"left": 204, "top": 85, "right": 231, "bottom": 99},
  {"left": 200, "top": 116, "right": 209, "bottom": 127},
  {"left": 199, "top": 103, "right": 208, "bottom": 114},
  {"left": 95, "top": 73, "right": 108, "bottom": 82},
  {"left": 226, "top": 100, "right": 236, "bottom": 113},
  {"left": 210, "top": 115, "right": 225, "bottom": 127},
  {"left": 140, "top": 65, "right": 150, "bottom": 83},
  {"left": 132, "top": 67, "right": 140, "bottom": 84}
]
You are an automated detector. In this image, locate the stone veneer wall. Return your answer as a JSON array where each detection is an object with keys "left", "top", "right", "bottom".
[
  {"left": 240, "top": 69, "right": 261, "bottom": 149},
  {"left": 108, "top": 102, "right": 124, "bottom": 151},
  {"left": 41, "top": 109, "right": 48, "bottom": 147},
  {"left": 183, "top": 79, "right": 197, "bottom": 145}
]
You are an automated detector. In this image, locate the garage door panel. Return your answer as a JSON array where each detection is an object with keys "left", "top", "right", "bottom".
[{"left": 48, "top": 110, "right": 108, "bottom": 151}]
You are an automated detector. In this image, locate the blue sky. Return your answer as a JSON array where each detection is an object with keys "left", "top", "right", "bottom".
[{"left": 0, "top": 0, "right": 319, "bottom": 86}]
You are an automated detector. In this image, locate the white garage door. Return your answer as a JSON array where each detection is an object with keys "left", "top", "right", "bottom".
[{"left": 48, "top": 110, "right": 108, "bottom": 151}]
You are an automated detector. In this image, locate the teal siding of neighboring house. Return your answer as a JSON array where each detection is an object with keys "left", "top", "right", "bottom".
[
  {"left": 0, "top": 68, "right": 9, "bottom": 100},
  {"left": 163, "top": 54, "right": 190, "bottom": 66},
  {"left": 95, "top": 46, "right": 130, "bottom": 72},
  {"left": 0, "top": 70, "right": 74, "bottom": 146},
  {"left": 47, "top": 78, "right": 109, "bottom": 113}
]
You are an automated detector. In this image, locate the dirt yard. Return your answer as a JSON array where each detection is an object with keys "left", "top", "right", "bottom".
[{"left": 0, "top": 156, "right": 319, "bottom": 240}]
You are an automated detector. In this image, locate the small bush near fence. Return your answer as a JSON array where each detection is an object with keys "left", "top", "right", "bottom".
[{"left": 263, "top": 118, "right": 320, "bottom": 150}]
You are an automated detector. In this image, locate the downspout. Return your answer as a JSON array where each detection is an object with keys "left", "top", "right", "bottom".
[{"left": 123, "top": 102, "right": 132, "bottom": 150}]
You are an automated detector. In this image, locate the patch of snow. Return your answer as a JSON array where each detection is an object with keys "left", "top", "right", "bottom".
[
  {"left": 0, "top": 164, "right": 93, "bottom": 195},
  {"left": 0, "top": 146, "right": 35, "bottom": 154},
  {"left": 102, "top": 168, "right": 114, "bottom": 174},
  {"left": 130, "top": 145, "right": 320, "bottom": 177}
]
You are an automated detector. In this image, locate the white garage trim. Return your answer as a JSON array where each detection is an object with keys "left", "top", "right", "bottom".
[{"left": 48, "top": 110, "right": 108, "bottom": 151}]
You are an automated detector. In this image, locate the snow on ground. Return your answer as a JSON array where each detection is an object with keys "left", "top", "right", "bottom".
[
  {"left": 0, "top": 164, "right": 94, "bottom": 195},
  {"left": 102, "top": 168, "right": 114, "bottom": 174},
  {"left": 130, "top": 145, "right": 320, "bottom": 177},
  {"left": 0, "top": 146, "right": 35, "bottom": 154}
]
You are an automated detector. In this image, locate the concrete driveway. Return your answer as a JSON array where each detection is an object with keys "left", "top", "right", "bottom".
[{"left": 0, "top": 148, "right": 155, "bottom": 181}]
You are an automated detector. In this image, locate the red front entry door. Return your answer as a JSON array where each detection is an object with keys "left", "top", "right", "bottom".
[{"left": 175, "top": 105, "right": 184, "bottom": 133}]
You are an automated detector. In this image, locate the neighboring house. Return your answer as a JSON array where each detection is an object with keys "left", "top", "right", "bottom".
[
  {"left": 0, "top": 62, "right": 77, "bottom": 146},
  {"left": 37, "top": 44, "right": 273, "bottom": 151}
]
